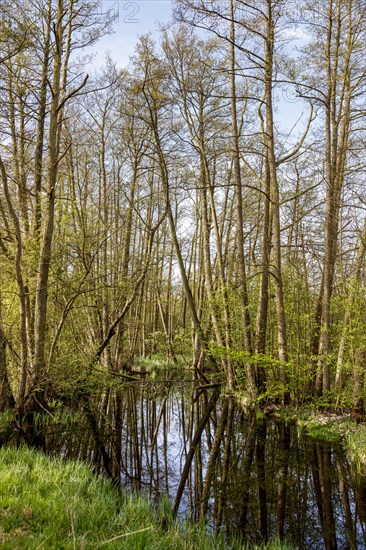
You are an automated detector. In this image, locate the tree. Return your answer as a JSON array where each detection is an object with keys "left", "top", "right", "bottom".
[
  {"left": 298, "top": 0, "right": 366, "bottom": 396},
  {"left": 0, "top": 0, "right": 114, "bottom": 412}
]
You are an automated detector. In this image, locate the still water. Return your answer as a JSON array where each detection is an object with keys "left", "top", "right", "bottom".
[{"left": 30, "top": 378, "right": 366, "bottom": 549}]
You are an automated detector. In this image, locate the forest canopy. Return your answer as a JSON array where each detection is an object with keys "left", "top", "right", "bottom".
[{"left": 0, "top": 0, "right": 366, "bottom": 414}]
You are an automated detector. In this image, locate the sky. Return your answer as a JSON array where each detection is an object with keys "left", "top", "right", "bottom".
[
  {"left": 89, "top": 0, "right": 174, "bottom": 69},
  {"left": 86, "top": 0, "right": 308, "bottom": 134}
]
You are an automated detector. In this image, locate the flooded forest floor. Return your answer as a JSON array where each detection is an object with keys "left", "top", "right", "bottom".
[{"left": 1, "top": 367, "right": 366, "bottom": 549}]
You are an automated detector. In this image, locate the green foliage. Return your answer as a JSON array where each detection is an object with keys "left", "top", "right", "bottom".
[
  {"left": 134, "top": 354, "right": 171, "bottom": 371},
  {"left": 295, "top": 411, "right": 361, "bottom": 446},
  {"left": 143, "top": 327, "right": 191, "bottom": 360},
  {"left": 206, "top": 342, "right": 280, "bottom": 370},
  {"left": 304, "top": 423, "right": 341, "bottom": 443},
  {"left": 172, "top": 328, "right": 192, "bottom": 356},
  {"left": 207, "top": 343, "right": 292, "bottom": 403},
  {"left": 0, "top": 409, "right": 14, "bottom": 432},
  {"left": 255, "top": 409, "right": 266, "bottom": 421},
  {"left": 346, "top": 425, "right": 366, "bottom": 474}
]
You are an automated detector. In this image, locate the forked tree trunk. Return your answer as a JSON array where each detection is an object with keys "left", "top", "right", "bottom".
[
  {"left": 29, "top": 0, "right": 64, "bottom": 409},
  {"left": 317, "top": 0, "right": 352, "bottom": 397}
]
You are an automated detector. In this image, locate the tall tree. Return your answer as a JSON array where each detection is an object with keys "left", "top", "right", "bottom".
[
  {"left": 0, "top": 0, "right": 113, "bottom": 412},
  {"left": 299, "top": 0, "right": 366, "bottom": 396}
]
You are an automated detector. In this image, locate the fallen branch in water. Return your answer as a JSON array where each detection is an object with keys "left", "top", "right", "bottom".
[
  {"left": 93, "top": 367, "right": 140, "bottom": 381},
  {"left": 195, "top": 383, "right": 222, "bottom": 390}
]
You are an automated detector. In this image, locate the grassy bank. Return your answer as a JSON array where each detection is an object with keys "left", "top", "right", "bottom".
[
  {"left": 0, "top": 446, "right": 292, "bottom": 549},
  {"left": 273, "top": 408, "right": 366, "bottom": 472},
  {"left": 299, "top": 413, "right": 366, "bottom": 472}
]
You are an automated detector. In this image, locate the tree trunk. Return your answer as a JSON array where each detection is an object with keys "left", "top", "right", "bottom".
[
  {"left": 351, "top": 348, "right": 365, "bottom": 423},
  {"left": 230, "top": 0, "right": 255, "bottom": 394},
  {"left": 34, "top": 0, "right": 52, "bottom": 235},
  {"left": 256, "top": 157, "right": 271, "bottom": 392},
  {"left": 29, "top": 0, "right": 64, "bottom": 408},
  {"left": 318, "top": 0, "right": 352, "bottom": 397},
  {"left": 264, "top": 0, "right": 289, "bottom": 403},
  {"left": 0, "top": 315, "right": 15, "bottom": 411}
]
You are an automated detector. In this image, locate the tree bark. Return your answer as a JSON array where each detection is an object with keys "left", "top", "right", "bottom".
[
  {"left": 351, "top": 348, "right": 365, "bottom": 423},
  {"left": 264, "top": 0, "right": 289, "bottom": 403},
  {"left": 0, "top": 314, "right": 15, "bottom": 411},
  {"left": 230, "top": 0, "right": 255, "bottom": 394}
]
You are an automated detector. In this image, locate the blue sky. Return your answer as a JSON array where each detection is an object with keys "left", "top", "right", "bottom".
[
  {"left": 89, "top": 0, "right": 174, "bottom": 69},
  {"left": 86, "top": 0, "right": 308, "bottom": 134}
]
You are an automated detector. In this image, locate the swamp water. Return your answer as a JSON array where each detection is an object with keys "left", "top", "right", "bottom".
[{"left": 19, "top": 379, "right": 366, "bottom": 549}]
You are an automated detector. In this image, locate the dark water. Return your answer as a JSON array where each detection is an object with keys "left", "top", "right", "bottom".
[{"left": 26, "top": 379, "right": 366, "bottom": 549}]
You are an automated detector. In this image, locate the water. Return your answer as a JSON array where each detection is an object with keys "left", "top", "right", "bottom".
[{"left": 28, "top": 378, "right": 366, "bottom": 549}]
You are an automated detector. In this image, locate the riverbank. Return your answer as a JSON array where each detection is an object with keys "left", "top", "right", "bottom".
[
  {"left": 256, "top": 403, "right": 366, "bottom": 472},
  {"left": 1, "top": 371, "right": 365, "bottom": 548},
  {"left": 0, "top": 445, "right": 292, "bottom": 549},
  {"left": 234, "top": 388, "right": 366, "bottom": 474},
  {"left": 293, "top": 410, "right": 366, "bottom": 472}
]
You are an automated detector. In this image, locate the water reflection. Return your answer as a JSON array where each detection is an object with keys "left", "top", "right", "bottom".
[{"left": 41, "top": 380, "right": 366, "bottom": 549}]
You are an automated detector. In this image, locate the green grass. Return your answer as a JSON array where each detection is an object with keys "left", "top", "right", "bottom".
[
  {"left": 298, "top": 418, "right": 342, "bottom": 443},
  {"left": 284, "top": 409, "right": 366, "bottom": 471},
  {"left": 0, "top": 446, "right": 295, "bottom": 549},
  {"left": 0, "top": 411, "right": 14, "bottom": 432},
  {"left": 346, "top": 424, "right": 366, "bottom": 473}
]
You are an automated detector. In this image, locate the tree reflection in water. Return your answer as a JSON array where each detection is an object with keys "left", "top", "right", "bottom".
[{"left": 42, "top": 380, "right": 366, "bottom": 549}]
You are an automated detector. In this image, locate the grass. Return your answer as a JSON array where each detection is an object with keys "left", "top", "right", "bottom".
[
  {"left": 0, "top": 411, "right": 14, "bottom": 432},
  {"left": 0, "top": 446, "right": 295, "bottom": 549},
  {"left": 133, "top": 355, "right": 186, "bottom": 373},
  {"left": 345, "top": 424, "right": 366, "bottom": 473},
  {"left": 275, "top": 407, "right": 366, "bottom": 472},
  {"left": 296, "top": 413, "right": 343, "bottom": 443}
]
